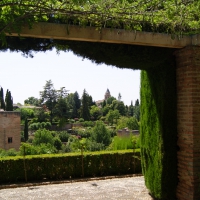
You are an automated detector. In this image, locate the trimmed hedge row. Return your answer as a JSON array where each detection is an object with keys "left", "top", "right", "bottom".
[{"left": 0, "top": 150, "right": 141, "bottom": 184}]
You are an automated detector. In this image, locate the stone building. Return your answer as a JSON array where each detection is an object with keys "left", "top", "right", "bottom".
[
  {"left": 104, "top": 89, "right": 111, "bottom": 100},
  {"left": 96, "top": 89, "right": 111, "bottom": 106},
  {"left": 0, "top": 111, "right": 21, "bottom": 150}
]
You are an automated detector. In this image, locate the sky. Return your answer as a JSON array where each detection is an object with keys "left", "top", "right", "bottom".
[{"left": 0, "top": 49, "right": 140, "bottom": 106}]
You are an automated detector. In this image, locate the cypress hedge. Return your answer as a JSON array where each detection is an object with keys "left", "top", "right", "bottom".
[
  {"left": 140, "top": 60, "right": 177, "bottom": 200},
  {"left": 0, "top": 150, "right": 141, "bottom": 184}
]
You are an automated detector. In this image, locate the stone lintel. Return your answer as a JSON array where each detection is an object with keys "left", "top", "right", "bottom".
[{"left": 7, "top": 22, "right": 195, "bottom": 48}]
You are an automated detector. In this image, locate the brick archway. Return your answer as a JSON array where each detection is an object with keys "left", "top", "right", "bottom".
[
  {"left": 175, "top": 46, "right": 200, "bottom": 200},
  {"left": 7, "top": 23, "right": 200, "bottom": 199}
]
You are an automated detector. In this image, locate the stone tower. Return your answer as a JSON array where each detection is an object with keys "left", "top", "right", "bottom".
[
  {"left": 104, "top": 89, "right": 111, "bottom": 100},
  {"left": 0, "top": 111, "right": 21, "bottom": 150}
]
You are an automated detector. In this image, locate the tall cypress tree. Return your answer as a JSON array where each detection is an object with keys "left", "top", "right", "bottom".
[
  {"left": 24, "top": 118, "right": 29, "bottom": 141},
  {"left": 80, "top": 89, "right": 90, "bottom": 121},
  {"left": 0, "top": 87, "right": 5, "bottom": 110},
  {"left": 73, "top": 91, "right": 81, "bottom": 118},
  {"left": 5, "top": 89, "right": 13, "bottom": 111}
]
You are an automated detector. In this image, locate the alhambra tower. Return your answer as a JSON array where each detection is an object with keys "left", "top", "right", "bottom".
[{"left": 104, "top": 89, "right": 111, "bottom": 100}]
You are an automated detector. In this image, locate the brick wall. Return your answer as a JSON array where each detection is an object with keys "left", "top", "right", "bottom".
[
  {"left": 0, "top": 112, "right": 21, "bottom": 150},
  {"left": 175, "top": 46, "right": 200, "bottom": 200}
]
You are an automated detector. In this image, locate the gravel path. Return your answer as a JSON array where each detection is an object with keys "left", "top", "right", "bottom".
[{"left": 0, "top": 176, "right": 152, "bottom": 200}]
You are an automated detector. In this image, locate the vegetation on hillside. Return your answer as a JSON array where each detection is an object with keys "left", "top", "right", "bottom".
[{"left": 0, "top": 80, "right": 140, "bottom": 157}]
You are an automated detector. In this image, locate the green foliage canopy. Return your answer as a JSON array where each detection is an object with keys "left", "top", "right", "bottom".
[{"left": 1, "top": 0, "right": 200, "bottom": 42}]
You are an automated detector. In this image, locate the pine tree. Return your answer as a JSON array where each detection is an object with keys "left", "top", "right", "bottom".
[
  {"left": 0, "top": 87, "right": 5, "bottom": 110},
  {"left": 40, "top": 80, "right": 57, "bottom": 124},
  {"left": 5, "top": 89, "right": 13, "bottom": 111},
  {"left": 24, "top": 118, "right": 29, "bottom": 141}
]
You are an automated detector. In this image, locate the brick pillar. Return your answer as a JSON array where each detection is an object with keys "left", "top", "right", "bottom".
[{"left": 175, "top": 46, "right": 200, "bottom": 200}]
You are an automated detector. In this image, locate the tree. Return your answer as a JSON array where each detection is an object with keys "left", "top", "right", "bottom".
[
  {"left": 106, "top": 109, "right": 120, "bottom": 125},
  {"left": 16, "top": 108, "right": 35, "bottom": 121},
  {"left": 134, "top": 99, "right": 140, "bottom": 121},
  {"left": 65, "top": 93, "right": 75, "bottom": 118},
  {"left": 135, "top": 99, "right": 140, "bottom": 106},
  {"left": 113, "top": 100, "right": 126, "bottom": 116},
  {"left": 116, "top": 116, "right": 129, "bottom": 130},
  {"left": 24, "top": 118, "right": 29, "bottom": 141},
  {"left": 101, "top": 100, "right": 106, "bottom": 108},
  {"left": 106, "top": 96, "right": 116, "bottom": 105},
  {"left": 40, "top": 80, "right": 57, "bottom": 124},
  {"left": 128, "top": 101, "right": 134, "bottom": 116},
  {"left": 80, "top": 89, "right": 90, "bottom": 121},
  {"left": 90, "top": 105, "right": 102, "bottom": 120},
  {"left": 127, "top": 117, "right": 139, "bottom": 130},
  {"left": 32, "top": 129, "right": 54, "bottom": 146},
  {"left": 5, "top": 89, "right": 13, "bottom": 111},
  {"left": 34, "top": 107, "right": 50, "bottom": 122},
  {"left": 134, "top": 105, "right": 140, "bottom": 122},
  {"left": 73, "top": 91, "right": 81, "bottom": 118},
  {"left": 102, "top": 104, "right": 110, "bottom": 116},
  {"left": 91, "top": 120, "right": 111, "bottom": 146},
  {"left": 0, "top": 87, "right": 5, "bottom": 110},
  {"left": 88, "top": 95, "right": 96, "bottom": 107},
  {"left": 54, "top": 98, "right": 69, "bottom": 122},
  {"left": 24, "top": 96, "right": 40, "bottom": 106},
  {"left": 118, "top": 93, "right": 122, "bottom": 101}
]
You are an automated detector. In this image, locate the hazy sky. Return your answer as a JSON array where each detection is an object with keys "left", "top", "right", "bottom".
[{"left": 0, "top": 49, "right": 140, "bottom": 106}]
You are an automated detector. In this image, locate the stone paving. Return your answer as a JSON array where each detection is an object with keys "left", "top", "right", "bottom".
[{"left": 0, "top": 176, "right": 153, "bottom": 200}]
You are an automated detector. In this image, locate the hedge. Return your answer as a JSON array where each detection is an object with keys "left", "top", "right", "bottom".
[
  {"left": 140, "top": 60, "right": 177, "bottom": 200},
  {"left": 0, "top": 150, "right": 141, "bottom": 184}
]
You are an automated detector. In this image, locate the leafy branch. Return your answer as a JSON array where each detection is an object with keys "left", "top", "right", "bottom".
[{"left": 0, "top": 0, "right": 200, "bottom": 43}]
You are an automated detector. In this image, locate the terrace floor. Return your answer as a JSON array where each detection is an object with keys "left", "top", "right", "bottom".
[{"left": 0, "top": 176, "right": 152, "bottom": 200}]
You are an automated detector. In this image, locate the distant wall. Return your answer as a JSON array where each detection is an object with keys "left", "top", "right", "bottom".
[
  {"left": 51, "top": 123, "right": 73, "bottom": 131},
  {"left": 117, "top": 128, "right": 139, "bottom": 137},
  {"left": 0, "top": 112, "right": 21, "bottom": 150}
]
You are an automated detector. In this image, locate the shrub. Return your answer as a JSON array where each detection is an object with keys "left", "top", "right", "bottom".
[
  {"left": 86, "top": 141, "right": 105, "bottom": 151},
  {"left": 0, "top": 148, "right": 18, "bottom": 157},
  {"left": 58, "top": 131, "right": 70, "bottom": 142},
  {"left": 81, "top": 121, "right": 94, "bottom": 127},
  {"left": 27, "top": 137, "right": 33, "bottom": 143},
  {"left": 110, "top": 135, "right": 140, "bottom": 150},
  {"left": 29, "top": 122, "right": 41, "bottom": 131},
  {"left": 32, "top": 129, "right": 54, "bottom": 146},
  {"left": 53, "top": 137, "right": 62, "bottom": 150},
  {"left": 91, "top": 120, "right": 111, "bottom": 146},
  {"left": 41, "top": 122, "right": 51, "bottom": 129},
  {"left": 77, "top": 128, "right": 92, "bottom": 138},
  {"left": 19, "top": 142, "right": 56, "bottom": 155},
  {"left": 79, "top": 118, "right": 84, "bottom": 122}
]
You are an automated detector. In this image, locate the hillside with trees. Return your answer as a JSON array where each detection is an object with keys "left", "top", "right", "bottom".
[{"left": 0, "top": 81, "right": 140, "bottom": 156}]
